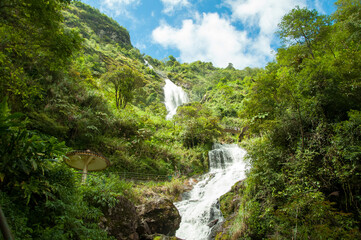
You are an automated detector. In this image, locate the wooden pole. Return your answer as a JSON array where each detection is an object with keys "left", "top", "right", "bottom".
[
  {"left": 81, "top": 156, "right": 94, "bottom": 184},
  {"left": 82, "top": 164, "right": 88, "bottom": 183},
  {"left": 0, "top": 206, "right": 14, "bottom": 240}
]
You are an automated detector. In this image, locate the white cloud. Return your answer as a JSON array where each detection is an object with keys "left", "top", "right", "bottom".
[
  {"left": 160, "top": 0, "right": 190, "bottom": 14},
  {"left": 225, "top": 0, "right": 306, "bottom": 36},
  {"left": 152, "top": 0, "right": 310, "bottom": 69},
  {"left": 101, "top": 0, "right": 140, "bottom": 16},
  {"left": 152, "top": 13, "right": 271, "bottom": 69}
]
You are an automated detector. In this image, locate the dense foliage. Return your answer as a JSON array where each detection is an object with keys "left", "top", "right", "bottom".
[
  {"left": 0, "top": 1, "right": 243, "bottom": 238},
  {"left": 1, "top": 0, "right": 360, "bottom": 239},
  {"left": 216, "top": 0, "right": 361, "bottom": 239}
]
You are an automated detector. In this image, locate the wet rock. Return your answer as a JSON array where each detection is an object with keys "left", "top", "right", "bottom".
[
  {"left": 100, "top": 196, "right": 181, "bottom": 240},
  {"left": 179, "top": 178, "right": 198, "bottom": 201},
  {"left": 208, "top": 220, "right": 223, "bottom": 240},
  {"left": 213, "top": 180, "right": 246, "bottom": 239},
  {"left": 208, "top": 219, "right": 219, "bottom": 227},
  {"left": 137, "top": 198, "right": 181, "bottom": 237},
  {"left": 146, "top": 234, "right": 184, "bottom": 240},
  {"left": 184, "top": 178, "right": 198, "bottom": 191},
  {"left": 99, "top": 196, "right": 140, "bottom": 240}
]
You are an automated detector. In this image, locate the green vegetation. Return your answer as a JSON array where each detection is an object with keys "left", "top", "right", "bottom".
[
  {"left": 215, "top": 0, "right": 361, "bottom": 239},
  {"left": 0, "top": 1, "right": 239, "bottom": 238},
  {"left": 1, "top": 0, "right": 360, "bottom": 239},
  {"left": 102, "top": 65, "right": 143, "bottom": 109}
]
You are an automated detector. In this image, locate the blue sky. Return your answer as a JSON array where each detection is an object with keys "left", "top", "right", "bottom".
[{"left": 80, "top": 0, "right": 337, "bottom": 69}]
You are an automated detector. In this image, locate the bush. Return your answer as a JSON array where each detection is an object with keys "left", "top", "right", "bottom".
[{"left": 0, "top": 99, "right": 110, "bottom": 239}]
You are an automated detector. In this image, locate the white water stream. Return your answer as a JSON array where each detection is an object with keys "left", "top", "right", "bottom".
[
  {"left": 163, "top": 79, "right": 189, "bottom": 120},
  {"left": 144, "top": 59, "right": 188, "bottom": 120},
  {"left": 175, "top": 144, "right": 247, "bottom": 240},
  {"left": 144, "top": 59, "right": 247, "bottom": 239},
  {"left": 144, "top": 59, "right": 154, "bottom": 69}
]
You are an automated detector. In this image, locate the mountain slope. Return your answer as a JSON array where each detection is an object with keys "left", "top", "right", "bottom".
[
  {"left": 65, "top": 2, "right": 132, "bottom": 48},
  {"left": 2, "top": 1, "right": 360, "bottom": 239}
]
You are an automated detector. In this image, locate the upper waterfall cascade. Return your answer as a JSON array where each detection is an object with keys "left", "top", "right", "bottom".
[
  {"left": 144, "top": 59, "right": 154, "bottom": 69},
  {"left": 175, "top": 144, "right": 247, "bottom": 240},
  {"left": 144, "top": 59, "right": 188, "bottom": 120},
  {"left": 164, "top": 79, "right": 189, "bottom": 120}
]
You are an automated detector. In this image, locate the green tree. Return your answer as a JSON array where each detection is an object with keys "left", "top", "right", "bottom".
[
  {"left": 103, "top": 65, "right": 143, "bottom": 109},
  {"left": 0, "top": 98, "right": 110, "bottom": 239},
  {"left": 226, "top": 63, "right": 235, "bottom": 70},
  {"left": 229, "top": 3, "right": 361, "bottom": 239},
  {"left": 333, "top": 0, "right": 361, "bottom": 42},
  {"left": 175, "top": 103, "right": 223, "bottom": 148},
  {"left": 166, "top": 55, "right": 178, "bottom": 67},
  {"left": 0, "top": 0, "right": 81, "bottom": 110},
  {"left": 278, "top": 6, "right": 330, "bottom": 59}
]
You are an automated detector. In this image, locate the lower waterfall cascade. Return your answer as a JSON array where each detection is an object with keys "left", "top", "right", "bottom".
[{"left": 175, "top": 143, "right": 247, "bottom": 240}]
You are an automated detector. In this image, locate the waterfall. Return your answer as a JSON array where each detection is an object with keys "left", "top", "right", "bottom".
[
  {"left": 143, "top": 58, "right": 188, "bottom": 120},
  {"left": 175, "top": 144, "right": 247, "bottom": 240},
  {"left": 164, "top": 79, "right": 189, "bottom": 120},
  {"left": 144, "top": 59, "right": 154, "bottom": 69}
]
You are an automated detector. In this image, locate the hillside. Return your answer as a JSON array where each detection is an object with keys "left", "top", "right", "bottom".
[
  {"left": 1, "top": 0, "right": 360, "bottom": 239},
  {"left": 0, "top": 1, "right": 251, "bottom": 239},
  {"left": 65, "top": 2, "right": 132, "bottom": 48}
]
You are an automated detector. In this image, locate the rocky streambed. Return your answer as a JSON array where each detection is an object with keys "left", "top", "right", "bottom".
[
  {"left": 98, "top": 178, "right": 199, "bottom": 240},
  {"left": 97, "top": 172, "right": 246, "bottom": 240}
]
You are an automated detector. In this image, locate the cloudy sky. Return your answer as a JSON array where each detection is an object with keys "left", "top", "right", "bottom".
[{"left": 80, "top": 0, "right": 337, "bottom": 69}]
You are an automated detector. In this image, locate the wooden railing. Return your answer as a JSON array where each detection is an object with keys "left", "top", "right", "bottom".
[{"left": 76, "top": 171, "right": 173, "bottom": 181}]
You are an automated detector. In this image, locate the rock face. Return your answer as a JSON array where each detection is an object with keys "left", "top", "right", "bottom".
[
  {"left": 137, "top": 198, "right": 181, "bottom": 237},
  {"left": 214, "top": 180, "right": 245, "bottom": 239},
  {"left": 100, "top": 196, "right": 181, "bottom": 240},
  {"left": 99, "top": 196, "right": 140, "bottom": 240}
]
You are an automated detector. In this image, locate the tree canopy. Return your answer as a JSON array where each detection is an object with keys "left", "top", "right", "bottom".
[
  {"left": 103, "top": 65, "right": 143, "bottom": 109},
  {"left": 0, "top": 0, "right": 81, "bottom": 110}
]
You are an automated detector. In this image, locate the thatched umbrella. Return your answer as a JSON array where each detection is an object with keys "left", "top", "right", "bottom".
[{"left": 65, "top": 150, "right": 110, "bottom": 183}]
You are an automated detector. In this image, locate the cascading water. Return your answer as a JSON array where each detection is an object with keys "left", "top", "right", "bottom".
[
  {"left": 164, "top": 79, "right": 189, "bottom": 120},
  {"left": 144, "top": 59, "right": 188, "bottom": 120},
  {"left": 175, "top": 144, "right": 247, "bottom": 240},
  {"left": 144, "top": 59, "right": 154, "bottom": 69}
]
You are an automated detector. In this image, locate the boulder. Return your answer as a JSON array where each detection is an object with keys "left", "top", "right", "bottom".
[
  {"left": 99, "top": 196, "right": 140, "bottom": 240},
  {"left": 208, "top": 220, "right": 224, "bottom": 240},
  {"left": 208, "top": 219, "right": 219, "bottom": 227},
  {"left": 137, "top": 198, "right": 181, "bottom": 237},
  {"left": 99, "top": 196, "right": 181, "bottom": 240}
]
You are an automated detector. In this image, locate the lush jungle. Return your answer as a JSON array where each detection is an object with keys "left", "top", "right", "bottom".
[{"left": 0, "top": 0, "right": 360, "bottom": 239}]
